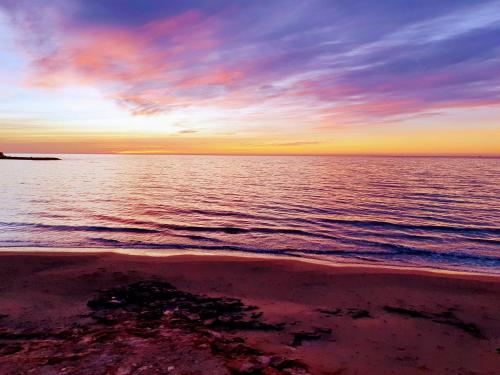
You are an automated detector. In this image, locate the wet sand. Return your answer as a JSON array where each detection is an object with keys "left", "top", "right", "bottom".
[{"left": 0, "top": 251, "right": 499, "bottom": 374}]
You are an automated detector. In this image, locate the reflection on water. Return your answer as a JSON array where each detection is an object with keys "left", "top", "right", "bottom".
[{"left": 1, "top": 155, "right": 499, "bottom": 273}]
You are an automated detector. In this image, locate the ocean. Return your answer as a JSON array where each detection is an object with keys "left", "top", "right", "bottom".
[{"left": 1, "top": 155, "right": 499, "bottom": 274}]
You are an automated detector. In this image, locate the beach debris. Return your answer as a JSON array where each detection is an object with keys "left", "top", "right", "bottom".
[
  {"left": 383, "top": 306, "right": 426, "bottom": 318},
  {"left": 317, "top": 308, "right": 372, "bottom": 319},
  {"left": 318, "top": 308, "right": 341, "bottom": 316},
  {"left": 0, "top": 342, "right": 22, "bottom": 355},
  {"left": 0, "top": 327, "right": 77, "bottom": 341},
  {"left": 347, "top": 309, "right": 372, "bottom": 319},
  {"left": 291, "top": 327, "right": 332, "bottom": 347},
  {"left": 383, "top": 306, "right": 484, "bottom": 338}
]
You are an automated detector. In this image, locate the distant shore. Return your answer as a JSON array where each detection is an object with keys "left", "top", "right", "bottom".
[
  {"left": 0, "top": 251, "right": 498, "bottom": 374},
  {"left": 0, "top": 152, "right": 60, "bottom": 160}
]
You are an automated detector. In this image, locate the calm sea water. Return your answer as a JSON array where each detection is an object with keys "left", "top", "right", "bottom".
[{"left": 1, "top": 155, "right": 499, "bottom": 274}]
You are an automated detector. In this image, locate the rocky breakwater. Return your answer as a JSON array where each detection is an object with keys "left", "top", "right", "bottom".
[{"left": 0, "top": 152, "right": 60, "bottom": 160}]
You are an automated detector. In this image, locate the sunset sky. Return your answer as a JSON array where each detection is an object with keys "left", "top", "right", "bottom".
[{"left": 0, "top": 0, "right": 499, "bottom": 155}]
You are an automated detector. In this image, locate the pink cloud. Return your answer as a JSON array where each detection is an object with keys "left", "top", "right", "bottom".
[
  {"left": 3, "top": 0, "right": 500, "bottom": 127},
  {"left": 16, "top": 8, "right": 227, "bottom": 113}
]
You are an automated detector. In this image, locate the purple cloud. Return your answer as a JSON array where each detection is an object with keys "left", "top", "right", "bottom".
[{"left": 1, "top": 0, "right": 499, "bottom": 125}]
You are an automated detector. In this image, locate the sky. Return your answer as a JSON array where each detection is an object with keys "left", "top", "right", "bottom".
[{"left": 0, "top": 0, "right": 499, "bottom": 155}]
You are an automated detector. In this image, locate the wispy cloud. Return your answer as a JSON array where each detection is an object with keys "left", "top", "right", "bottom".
[
  {"left": 1, "top": 0, "right": 500, "bottom": 128},
  {"left": 178, "top": 129, "right": 198, "bottom": 134},
  {"left": 270, "top": 141, "right": 322, "bottom": 147}
]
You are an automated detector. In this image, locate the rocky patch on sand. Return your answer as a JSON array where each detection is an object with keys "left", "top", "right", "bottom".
[
  {"left": 0, "top": 281, "right": 310, "bottom": 374},
  {"left": 383, "top": 305, "right": 484, "bottom": 338},
  {"left": 290, "top": 328, "right": 332, "bottom": 347},
  {"left": 317, "top": 308, "right": 372, "bottom": 320}
]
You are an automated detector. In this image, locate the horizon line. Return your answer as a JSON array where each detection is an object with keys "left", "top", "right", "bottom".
[{"left": 3, "top": 151, "right": 500, "bottom": 158}]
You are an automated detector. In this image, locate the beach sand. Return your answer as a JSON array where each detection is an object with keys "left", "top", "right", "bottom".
[{"left": 0, "top": 251, "right": 499, "bottom": 374}]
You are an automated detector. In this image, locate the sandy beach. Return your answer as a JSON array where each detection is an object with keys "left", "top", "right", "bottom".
[
  {"left": 2, "top": 0, "right": 500, "bottom": 373},
  {"left": 0, "top": 251, "right": 498, "bottom": 374}
]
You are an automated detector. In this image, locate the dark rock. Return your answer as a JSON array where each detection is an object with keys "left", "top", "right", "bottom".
[
  {"left": 251, "top": 312, "right": 263, "bottom": 319},
  {"left": 227, "top": 358, "right": 265, "bottom": 374},
  {"left": 291, "top": 327, "right": 332, "bottom": 347},
  {"left": 0, "top": 343, "right": 23, "bottom": 355},
  {"left": 348, "top": 309, "right": 372, "bottom": 319},
  {"left": 90, "top": 312, "right": 119, "bottom": 325},
  {"left": 291, "top": 331, "right": 321, "bottom": 346},
  {"left": 262, "top": 368, "right": 283, "bottom": 375},
  {"left": 269, "top": 355, "right": 287, "bottom": 368},
  {"left": 318, "top": 308, "right": 372, "bottom": 319},
  {"left": 273, "top": 358, "right": 309, "bottom": 371},
  {"left": 318, "top": 308, "right": 341, "bottom": 316},
  {"left": 314, "top": 327, "right": 332, "bottom": 334},
  {"left": 384, "top": 306, "right": 484, "bottom": 338},
  {"left": 432, "top": 318, "right": 483, "bottom": 339},
  {"left": 383, "top": 306, "right": 427, "bottom": 318}
]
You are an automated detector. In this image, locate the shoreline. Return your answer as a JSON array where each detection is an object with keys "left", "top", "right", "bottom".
[
  {"left": 1, "top": 246, "right": 498, "bottom": 279},
  {"left": 1, "top": 250, "right": 499, "bottom": 374}
]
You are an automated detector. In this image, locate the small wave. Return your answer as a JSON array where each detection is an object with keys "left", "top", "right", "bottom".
[
  {"left": 157, "top": 224, "right": 247, "bottom": 234},
  {"left": 96, "top": 240, "right": 500, "bottom": 267},
  {"left": 290, "top": 247, "right": 500, "bottom": 267},
  {"left": 466, "top": 237, "right": 500, "bottom": 245},
  {"left": 319, "top": 218, "right": 500, "bottom": 235},
  {"left": 90, "top": 237, "right": 123, "bottom": 244},
  {"left": 159, "top": 224, "right": 339, "bottom": 240},
  {"left": 91, "top": 214, "right": 153, "bottom": 227},
  {"left": 181, "top": 235, "right": 224, "bottom": 242},
  {"left": 0, "top": 222, "right": 158, "bottom": 234}
]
